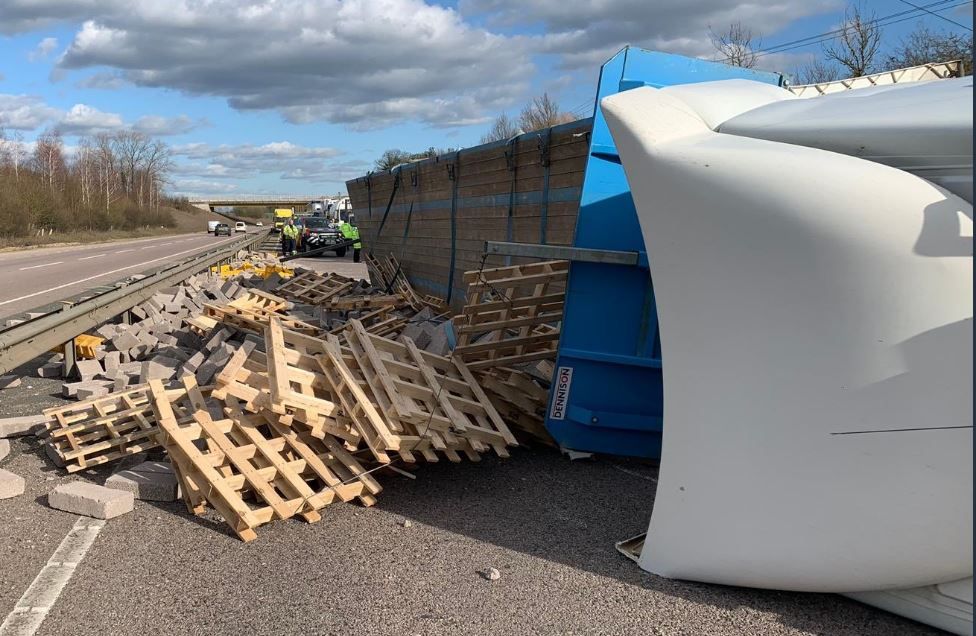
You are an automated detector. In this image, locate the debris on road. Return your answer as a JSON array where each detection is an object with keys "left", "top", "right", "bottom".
[
  {"left": 0, "top": 467, "right": 26, "bottom": 498},
  {"left": 105, "top": 460, "right": 180, "bottom": 502},
  {"left": 48, "top": 481, "right": 134, "bottom": 519},
  {"left": 0, "top": 414, "right": 47, "bottom": 438},
  {"left": 20, "top": 250, "right": 560, "bottom": 540},
  {"left": 481, "top": 567, "right": 502, "bottom": 581}
]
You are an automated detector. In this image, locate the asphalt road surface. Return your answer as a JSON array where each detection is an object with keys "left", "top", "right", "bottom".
[
  {"left": 0, "top": 256, "right": 938, "bottom": 636},
  {"left": 0, "top": 233, "right": 241, "bottom": 320}
]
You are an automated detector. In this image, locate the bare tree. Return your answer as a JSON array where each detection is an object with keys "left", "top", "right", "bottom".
[
  {"left": 793, "top": 59, "right": 842, "bottom": 85},
  {"left": 33, "top": 129, "right": 66, "bottom": 194},
  {"left": 94, "top": 133, "right": 120, "bottom": 214},
  {"left": 710, "top": 21, "right": 762, "bottom": 68},
  {"left": 374, "top": 149, "right": 413, "bottom": 171},
  {"left": 7, "top": 130, "right": 27, "bottom": 182},
  {"left": 517, "top": 93, "right": 574, "bottom": 133},
  {"left": 823, "top": 3, "right": 883, "bottom": 77},
  {"left": 142, "top": 139, "right": 173, "bottom": 210},
  {"left": 111, "top": 130, "right": 151, "bottom": 198},
  {"left": 75, "top": 137, "right": 97, "bottom": 210},
  {"left": 481, "top": 113, "right": 521, "bottom": 143},
  {"left": 884, "top": 23, "right": 973, "bottom": 75}
]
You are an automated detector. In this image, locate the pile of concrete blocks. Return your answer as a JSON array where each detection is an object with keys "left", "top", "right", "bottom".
[
  {"left": 0, "top": 415, "right": 43, "bottom": 499},
  {"left": 47, "top": 275, "right": 253, "bottom": 400}
]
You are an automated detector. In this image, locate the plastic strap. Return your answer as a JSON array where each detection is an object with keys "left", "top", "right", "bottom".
[
  {"left": 367, "top": 168, "right": 401, "bottom": 256},
  {"left": 505, "top": 138, "right": 517, "bottom": 267},
  {"left": 539, "top": 129, "right": 552, "bottom": 245},
  {"left": 446, "top": 156, "right": 460, "bottom": 304}
]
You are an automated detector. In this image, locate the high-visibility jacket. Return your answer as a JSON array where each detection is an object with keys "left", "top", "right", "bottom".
[
  {"left": 281, "top": 224, "right": 300, "bottom": 240},
  {"left": 339, "top": 222, "right": 361, "bottom": 249}
]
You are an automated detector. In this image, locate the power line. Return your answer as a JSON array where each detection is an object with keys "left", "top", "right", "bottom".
[
  {"left": 752, "top": 0, "right": 973, "bottom": 60},
  {"left": 755, "top": 0, "right": 958, "bottom": 56},
  {"left": 895, "top": 0, "right": 973, "bottom": 31}
]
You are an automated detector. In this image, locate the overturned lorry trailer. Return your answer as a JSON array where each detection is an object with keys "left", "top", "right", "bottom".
[{"left": 348, "top": 46, "right": 972, "bottom": 634}]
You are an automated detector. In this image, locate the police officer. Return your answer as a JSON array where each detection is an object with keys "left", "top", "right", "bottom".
[
  {"left": 339, "top": 213, "right": 362, "bottom": 262},
  {"left": 281, "top": 218, "right": 300, "bottom": 256}
]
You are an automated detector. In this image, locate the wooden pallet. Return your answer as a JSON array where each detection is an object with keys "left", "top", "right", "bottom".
[
  {"left": 328, "top": 294, "right": 404, "bottom": 311},
  {"left": 149, "top": 376, "right": 381, "bottom": 542},
  {"left": 203, "top": 289, "right": 319, "bottom": 336},
  {"left": 365, "top": 252, "right": 426, "bottom": 310},
  {"left": 42, "top": 386, "right": 168, "bottom": 472},
  {"left": 274, "top": 270, "right": 358, "bottom": 305},
  {"left": 343, "top": 320, "right": 517, "bottom": 460},
  {"left": 477, "top": 367, "right": 556, "bottom": 447},
  {"left": 328, "top": 305, "right": 406, "bottom": 342},
  {"left": 453, "top": 260, "right": 568, "bottom": 370},
  {"left": 211, "top": 327, "right": 357, "bottom": 444}
]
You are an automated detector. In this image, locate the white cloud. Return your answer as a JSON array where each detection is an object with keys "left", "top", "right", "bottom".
[
  {"left": 56, "top": 103, "right": 124, "bottom": 135},
  {"left": 171, "top": 179, "right": 240, "bottom": 195},
  {"left": 0, "top": 93, "right": 61, "bottom": 130},
  {"left": 13, "top": 0, "right": 533, "bottom": 128},
  {"left": 133, "top": 114, "right": 206, "bottom": 136},
  {"left": 28, "top": 36, "right": 58, "bottom": 61},
  {"left": 172, "top": 141, "right": 344, "bottom": 181},
  {"left": 76, "top": 71, "right": 126, "bottom": 89},
  {"left": 463, "top": 0, "right": 840, "bottom": 70}
]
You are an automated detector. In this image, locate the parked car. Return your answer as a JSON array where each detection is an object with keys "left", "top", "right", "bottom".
[
  {"left": 298, "top": 216, "right": 346, "bottom": 256},
  {"left": 214, "top": 223, "right": 231, "bottom": 236},
  {"left": 234, "top": 221, "right": 247, "bottom": 233},
  {"left": 255, "top": 221, "right": 264, "bottom": 226}
]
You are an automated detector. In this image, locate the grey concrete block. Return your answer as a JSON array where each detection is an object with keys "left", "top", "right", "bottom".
[
  {"left": 203, "top": 327, "right": 233, "bottom": 353},
  {"left": 0, "top": 468, "right": 25, "bottom": 499},
  {"left": 139, "top": 358, "right": 178, "bottom": 384},
  {"left": 156, "top": 333, "right": 178, "bottom": 347},
  {"left": 111, "top": 330, "right": 141, "bottom": 351},
  {"left": 0, "top": 375, "right": 22, "bottom": 389},
  {"left": 105, "top": 461, "right": 179, "bottom": 501},
  {"left": 425, "top": 320, "right": 453, "bottom": 356},
  {"left": 400, "top": 322, "right": 432, "bottom": 350},
  {"left": 0, "top": 415, "right": 47, "bottom": 438},
  {"left": 44, "top": 443, "right": 66, "bottom": 468},
  {"left": 103, "top": 351, "right": 122, "bottom": 373},
  {"left": 37, "top": 362, "right": 62, "bottom": 378},
  {"left": 75, "top": 359, "right": 103, "bottom": 382},
  {"left": 0, "top": 438, "right": 9, "bottom": 461},
  {"left": 63, "top": 380, "right": 112, "bottom": 399},
  {"left": 76, "top": 384, "right": 111, "bottom": 400},
  {"left": 130, "top": 305, "right": 148, "bottom": 320},
  {"left": 48, "top": 481, "right": 134, "bottom": 519},
  {"left": 195, "top": 342, "right": 236, "bottom": 385},
  {"left": 182, "top": 350, "right": 206, "bottom": 373},
  {"left": 96, "top": 324, "right": 119, "bottom": 339}
]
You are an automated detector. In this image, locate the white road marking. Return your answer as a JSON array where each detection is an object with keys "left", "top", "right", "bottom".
[
  {"left": 0, "top": 236, "right": 238, "bottom": 307},
  {"left": 0, "top": 517, "right": 105, "bottom": 636},
  {"left": 115, "top": 249, "right": 134, "bottom": 254},
  {"left": 77, "top": 253, "right": 106, "bottom": 261},
  {"left": 139, "top": 245, "right": 155, "bottom": 250},
  {"left": 159, "top": 242, "right": 173, "bottom": 246},
  {"left": 18, "top": 262, "right": 62, "bottom": 271}
]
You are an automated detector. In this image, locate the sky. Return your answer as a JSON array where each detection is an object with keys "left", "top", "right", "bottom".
[{"left": 0, "top": 0, "right": 971, "bottom": 198}]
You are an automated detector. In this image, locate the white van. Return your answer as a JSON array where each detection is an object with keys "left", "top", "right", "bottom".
[{"left": 207, "top": 220, "right": 220, "bottom": 233}]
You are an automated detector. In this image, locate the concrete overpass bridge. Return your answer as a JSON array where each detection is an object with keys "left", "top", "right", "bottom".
[{"left": 188, "top": 195, "right": 337, "bottom": 212}]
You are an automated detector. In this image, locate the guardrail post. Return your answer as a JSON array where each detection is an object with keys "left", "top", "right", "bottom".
[{"left": 60, "top": 301, "right": 78, "bottom": 379}]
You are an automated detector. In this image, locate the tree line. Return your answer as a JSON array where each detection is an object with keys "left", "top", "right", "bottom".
[
  {"left": 709, "top": 4, "right": 973, "bottom": 84},
  {"left": 374, "top": 92, "right": 576, "bottom": 170},
  {"left": 0, "top": 128, "right": 177, "bottom": 239}
]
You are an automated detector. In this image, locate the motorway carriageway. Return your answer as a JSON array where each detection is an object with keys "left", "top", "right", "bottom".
[{"left": 0, "top": 232, "right": 241, "bottom": 320}]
